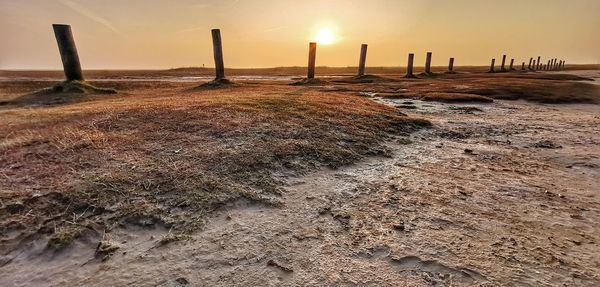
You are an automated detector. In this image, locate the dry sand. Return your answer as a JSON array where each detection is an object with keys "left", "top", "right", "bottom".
[{"left": 1, "top": 70, "right": 599, "bottom": 286}]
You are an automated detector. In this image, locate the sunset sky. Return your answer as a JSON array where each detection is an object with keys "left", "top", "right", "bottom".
[{"left": 1, "top": 0, "right": 599, "bottom": 69}]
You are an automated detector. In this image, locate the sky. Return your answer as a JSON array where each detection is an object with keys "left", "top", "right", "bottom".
[{"left": 1, "top": 0, "right": 599, "bottom": 69}]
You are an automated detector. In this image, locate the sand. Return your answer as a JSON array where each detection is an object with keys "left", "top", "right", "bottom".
[{"left": 1, "top": 70, "right": 599, "bottom": 286}]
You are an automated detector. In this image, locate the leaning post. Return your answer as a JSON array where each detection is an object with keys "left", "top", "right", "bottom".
[
  {"left": 307, "top": 42, "right": 317, "bottom": 79},
  {"left": 489, "top": 58, "right": 495, "bottom": 73},
  {"left": 528, "top": 58, "right": 533, "bottom": 70},
  {"left": 405, "top": 53, "right": 416, "bottom": 78},
  {"left": 53, "top": 24, "right": 84, "bottom": 82},
  {"left": 521, "top": 62, "right": 525, "bottom": 70},
  {"left": 425, "top": 52, "right": 432, "bottom": 74},
  {"left": 357, "top": 44, "right": 368, "bottom": 76},
  {"left": 501, "top": 55, "right": 507, "bottom": 71},
  {"left": 532, "top": 60, "right": 537, "bottom": 71},
  {"left": 509, "top": 59, "right": 515, "bottom": 71},
  {"left": 448, "top": 57, "right": 455, "bottom": 73},
  {"left": 537, "top": 56, "right": 541, "bottom": 70},
  {"left": 211, "top": 29, "right": 225, "bottom": 80}
]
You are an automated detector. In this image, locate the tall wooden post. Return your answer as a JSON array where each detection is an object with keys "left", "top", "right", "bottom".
[
  {"left": 509, "top": 59, "right": 515, "bottom": 71},
  {"left": 211, "top": 29, "right": 225, "bottom": 80},
  {"left": 501, "top": 55, "right": 507, "bottom": 71},
  {"left": 532, "top": 60, "right": 537, "bottom": 71},
  {"left": 448, "top": 57, "right": 455, "bottom": 72},
  {"left": 425, "top": 52, "right": 432, "bottom": 74},
  {"left": 307, "top": 42, "right": 317, "bottom": 79},
  {"left": 547, "top": 60, "right": 551, "bottom": 71},
  {"left": 521, "top": 62, "right": 525, "bottom": 70},
  {"left": 489, "top": 58, "right": 495, "bottom": 73},
  {"left": 405, "top": 53, "right": 415, "bottom": 78},
  {"left": 554, "top": 58, "right": 558, "bottom": 70},
  {"left": 53, "top": 24, "right": 84, "bottom": 82},
  {"left": 537, "top": 56, "right": 541, "bottom": 70},
  {"left": 528, "top": 58, "right": 533, "bottom": 70},
  {"left": 357, "top": 44, "right": 368, "bottom": 76}
]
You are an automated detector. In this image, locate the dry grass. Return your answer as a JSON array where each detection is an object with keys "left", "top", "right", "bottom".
[{"left": 0, "top": 82, "right": 430, "bottom": 252}]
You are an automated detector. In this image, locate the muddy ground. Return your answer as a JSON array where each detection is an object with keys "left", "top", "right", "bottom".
[{"left": 1, "top": 70, "right": 599, "bottom": 286}]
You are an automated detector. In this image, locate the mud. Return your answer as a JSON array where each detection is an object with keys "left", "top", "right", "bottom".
[{"left": 1, "top": 73, "right": 599, "bottom": 286}]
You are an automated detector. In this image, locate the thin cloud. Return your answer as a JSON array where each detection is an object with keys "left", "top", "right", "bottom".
[
  {"left": 176, "top": 26, "right": 206, "bottom": 34},
  {"left": 58, "top": 0, "right": 122, "bottom": 35}
]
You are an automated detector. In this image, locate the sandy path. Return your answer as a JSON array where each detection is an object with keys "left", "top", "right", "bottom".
[{"left": 2, "top": 98, "right": 599, "bottom": 286}]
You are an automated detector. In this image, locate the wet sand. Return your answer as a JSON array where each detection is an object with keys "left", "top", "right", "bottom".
[{"left": 1, "top": 71, "right": 599, "bottom": 286}]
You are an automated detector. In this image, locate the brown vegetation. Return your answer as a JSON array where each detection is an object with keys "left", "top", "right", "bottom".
[{"left": 0, "top": 81, "right": 429, "bottom": 252}]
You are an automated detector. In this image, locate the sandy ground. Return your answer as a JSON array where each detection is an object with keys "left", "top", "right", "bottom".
[{"left": 1, "top": 83, "right": 599, "bottom": 286}]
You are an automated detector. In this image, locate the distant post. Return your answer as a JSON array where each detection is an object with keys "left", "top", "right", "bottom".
[
  {"left": 532, "top": 60, "right": 537, "bottom": 71},
  {"left": 425, "top": 52, "right": 432, "bottom": 74},
  {"left": 307, "top": 42, "right": 317, "bottom": 79},
  {"left": 528, "top": 58, "right": 533, "bottom": 70},
  {"left": 509, "top": 59, "right": 515, "bottom": 71},
  {"left": 211, "top": 29, "right": 225, "bottom": 80},
  {"left": 537, "top": 56, "right": 541, "bottom": 70},
  {"left": 357, "top": 44, "right": 368, "bottom": 76},
  {"left": 405, "top": 53, "right": 415, "bottom": 78},
  {"left": 547, "top": 60, "right": 551, "bottom": 71},
  {"left": 501, "top": 55, "right": 507, "bottom": 71},
  {"left": 521, "top": 62, "right": 525, "bottom": 70},
  {"left": 53, "top": 24, "right": 84, "bottom": 82},
  {"left": 489, "top": 58, "right": 495, "bottom": 73},
  {"left": 554, "top": 58, "right": 558, "bottom": 70},
  {"left": 448, "top": 57, "right": 455, "bottom": 73}
]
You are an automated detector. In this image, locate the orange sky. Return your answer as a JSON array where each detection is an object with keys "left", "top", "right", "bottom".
[{"left": 1, "top": 0, "right": 599, "bottom": 69}]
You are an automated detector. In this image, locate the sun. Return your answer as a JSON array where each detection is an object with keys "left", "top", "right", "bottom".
[{"left": 316, "top": 28, "right": 336, "bottom": 45}]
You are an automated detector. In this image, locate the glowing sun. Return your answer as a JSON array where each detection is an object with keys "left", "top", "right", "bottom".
[{"left": 316, "top": 28, "right": 336, "bottom": 45}]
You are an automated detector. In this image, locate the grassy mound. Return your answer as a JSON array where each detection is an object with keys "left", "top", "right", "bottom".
[
  {"left": 4, "top": 81, "right": 116, "bottom": 107},
  {"left": 0, "top": 83, "right": 430, "bottom": 252}
]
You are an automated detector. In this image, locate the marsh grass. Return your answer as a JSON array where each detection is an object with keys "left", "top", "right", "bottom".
[{"left": 0, "top": 83, "right": 429, "bottom": 252}]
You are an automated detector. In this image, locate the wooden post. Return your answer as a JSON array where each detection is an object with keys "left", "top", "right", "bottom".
[
  {"left": 53, "top": 24, "right": 84, "bottom": 82},
  {"left": 521, "top": 62, "right": 525, "bottom": 70},
  {"left": 532, "top": 60, "right": 537, "bottom": 71},
  {"left": 537, "top": 56, "right": 541, "bottom": 70},
  {"left": 448, "top": 57, "right": 455, "bottom": 72},
  {"left": 501, "top": 55, "right": 507, "bottom": 71},
  {"left": 489, "top": 58, "right": 495, "bottom": 73},
  {"left": 554, "top": 58, "right": 558, "bottom": 70},
  {"left": 425, "top": 52, "right": 432, "bottom": 74},
  {"left": 547, "top": 60, "right": 551, "bottom": 71},
  {"left": 509, "top": 59, "right": 514, "bottom": 71},
  {"left": 405, "top": 53, "right": 415, "bottom": 78},
  {"left": 307, "top": 42, "right": 317, "bottom": 79},
  {"left": 357, "top": 44, "right": 368, "bottom": 76},
  {"left": 528, "top": 57, "right": 533, "bottom": 70},
  {"left": 211, "top": 29, "right": 225, "bottom": 80}
]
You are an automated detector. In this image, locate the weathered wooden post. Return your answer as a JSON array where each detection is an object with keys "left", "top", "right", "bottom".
[
  {"left": 554, "top": 58, "right": 558, "bottom": 70},
  {"left": 53, "top": 24, "right": 84, "bottom": 82},
  {"left": 405, "top": 53, "right": 416, "bottom": 78},
  {"left": 489, "top": 58, "right": 495, "bottom": 73},
  {"left": 211, "top": 29, "right": 225, "bottom": 80},
  {"left": 528, "top": 57, "right": 533, "bottom": 70},
  {"left": 537, "top": 56, "right": 541, "bottom": 70},
  {"left": 532, "top": 60, "right": 537, "bottom": 71},
  {"left": 307, "top": 42, "right": 317, "bottom": 79},
  {"left": 501, "top": 55, "right": 507, "bottom": 72},
  {"left": 521, "top": 62, "right": 525, "bottom": 70},
  {"left": 425, "top": 52, "right": 432, "bottom": 74},
  {"left": 448, "top": 57, "right": 455, "bottom": 73},
  {"left": 509, "top": 59, "right": 515, "bottom": 71},
  {"left": 357, "top": 44, "right": 368, "bottom": 76}
]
